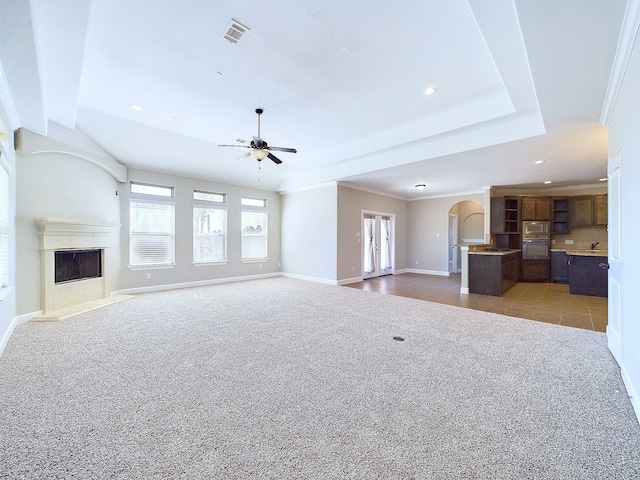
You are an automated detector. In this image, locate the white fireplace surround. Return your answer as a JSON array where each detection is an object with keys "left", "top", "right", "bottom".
[{"left": 36, "top": 218, "right": 119, "bottom": 315}]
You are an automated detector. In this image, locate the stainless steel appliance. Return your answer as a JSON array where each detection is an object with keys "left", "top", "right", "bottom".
[{"left": 522, "top": 221, "right": 550, "bottom": 260}]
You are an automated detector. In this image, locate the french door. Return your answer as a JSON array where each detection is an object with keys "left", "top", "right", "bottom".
[{"left": 363, "top": 213, "right": 393, "bottom": 279}]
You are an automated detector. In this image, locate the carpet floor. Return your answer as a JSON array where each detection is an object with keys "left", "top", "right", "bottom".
[{"left": 1, "top": 277, "right": 639, "bottom": 479}]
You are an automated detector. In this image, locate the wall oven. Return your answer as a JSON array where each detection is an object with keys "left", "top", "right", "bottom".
[{"left": 522, "top": 240, "right": 550, "bottom": 259}]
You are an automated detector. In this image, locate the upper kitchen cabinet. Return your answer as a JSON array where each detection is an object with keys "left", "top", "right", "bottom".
[
  {"left": 570, "top": 195, "right": 607, "bottom": 228},
  {"left": 552, "top": 198, "right": 570, "bottom": 233},
  {"left": 521, "top": 197, "right": 552, "bottom": 221},
  {"left": 491, "top": 197, "right": 520, "bottom": 234}
]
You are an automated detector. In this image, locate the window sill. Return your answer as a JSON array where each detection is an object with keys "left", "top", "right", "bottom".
[
  {"left": 193, "top": 260, "right": 228, "bottom": 267},
  {"left": 241, "top": 258, "right": 269, "bottom": 264},
  {"left": 0, "top": 286, "right": 13, "bottom": 302},
  {"left": 128, "top": 263, "right": 177, "bottom": 271}
]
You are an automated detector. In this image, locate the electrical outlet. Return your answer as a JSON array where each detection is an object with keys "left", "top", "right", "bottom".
[
  {"left": 415, "top": 261, "right": 419, "bottom": 265},
  {"left": 146, "top": 273, "right": 151, "bottom": 279},
  {"left": 565, "top": 239, "right": 574, "bottom": 244},
  {"left": 259, "top": 263, "right": 262, "bottom": 269}
]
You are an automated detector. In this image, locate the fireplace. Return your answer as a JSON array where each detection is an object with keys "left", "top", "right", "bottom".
[
  {"left": 55, "top": 249, "right": 102, "bottom": 284},
  {"left": 36, "top": 218, "right": 118, "bottom": 315}
]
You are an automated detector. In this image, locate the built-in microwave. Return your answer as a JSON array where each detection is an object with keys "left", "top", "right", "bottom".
[{"left": 522, "top": 221, "right": 550, "bottom": 239}]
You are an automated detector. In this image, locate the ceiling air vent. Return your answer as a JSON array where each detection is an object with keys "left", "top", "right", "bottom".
[{"left": 223, "top": 19, "right": 249, "bottom": 44}]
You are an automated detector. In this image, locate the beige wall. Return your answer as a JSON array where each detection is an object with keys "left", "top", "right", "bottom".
[
  {"left": 336, "top": 185, "right": 408, "bottom": 281},
  {"left": 408, "top": 192, "right": 485, "bottom": 274}
]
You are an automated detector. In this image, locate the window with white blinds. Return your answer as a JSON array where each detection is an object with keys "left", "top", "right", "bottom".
[
  {"left": 0, "top": 164, "right": 9, "bottom": 287},
  {"left": 129, "top": 200, "right": 175, "bottom": 267},
  {"left": 241, "top": 210, "right": 268, "bottom": 260},
  {"left": 193, "top": 206, "right": 227, "bottom": 263}
]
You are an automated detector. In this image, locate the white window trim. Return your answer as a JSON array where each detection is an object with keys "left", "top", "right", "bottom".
[
  {"left": 128, "top": 198, "right": 176, "bottom": 269},
  {"left": 193, "top": 203, "right": 228, "bottom": 265}
]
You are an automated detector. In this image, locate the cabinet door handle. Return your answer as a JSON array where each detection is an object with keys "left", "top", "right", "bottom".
[{"left": 598, "top": 262, "right": 610, "bottom": 270}]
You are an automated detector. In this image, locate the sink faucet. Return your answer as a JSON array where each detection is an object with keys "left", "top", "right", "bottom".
[{"left": 591, "top": 242, "right": 600, "bottom": 250}]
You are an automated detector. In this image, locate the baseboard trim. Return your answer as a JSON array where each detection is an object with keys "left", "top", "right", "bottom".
[
  {"left": 406, "top": 268, "right": 450, "bottom": 277},
  {"left": 280, "top": 272, "right": 338, "bottom": 286},
  {"left": 621, "top": 363, "right": 640, "bottom": 424},
  {"left": 0, "top": 316, "right": 18, "bottom": 357},
  {"left": 112, "top": 272, "right": 281, "bottom": 296},
  {"left": 337, "top": 276, "right": 362, "bottom": 286}
]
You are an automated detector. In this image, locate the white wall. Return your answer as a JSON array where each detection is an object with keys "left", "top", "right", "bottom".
[
  {"left": 118, "top": 169, "right": 281, "bottom": 292},
  {"left": 606, "top": 12, "right": 640, "bottom": 422},
  {"left": 15, "top": 152, "right": 121, "bottom": 315},
  {"left": 408, "top": 193, "right": 485, "bottom": 274},
  {"left": 0, "top": 141, "right": 16, "bottom": 355},
  {"left": 336, "top": 185, "right": 409, "bottom": 281},
  {"left": 280, "top": 184, "right": 337, "bottom": 282}
]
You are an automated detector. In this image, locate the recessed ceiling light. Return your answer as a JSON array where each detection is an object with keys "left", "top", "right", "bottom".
[
  {"left": 415, "top": 184, "right": 426, "bottom": 190},
  {"left": 130, "top": 104, "right": 143, "bottom": 111},
  {"left": 534, "top": 160, "right": 545, "bottom": 164},
  {"left": 599, "top": 177, "right": 607, "bottom": 182},
  {"left": 544, "top": 180, "right": 552, "bottom": 184},
  {"left": 424, "top": 87, "right": 437, "bottom": 96}
]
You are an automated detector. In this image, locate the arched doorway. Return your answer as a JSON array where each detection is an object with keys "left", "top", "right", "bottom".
[{"left": 448, "top": 201, "right": 485, "bottom": 273}]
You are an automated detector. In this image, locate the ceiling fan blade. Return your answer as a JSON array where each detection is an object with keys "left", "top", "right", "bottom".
[
  {"left": 267, "top": 146, "right": 297, "bottom": 153},
  {"left": 236, "top": 152, "right": 251, "bottom": 162},
  {"left": 218, "top": 144, "right": 250, "bottom": 148},
  {"left": 267, "top": 152, "right": 283, "bottom": 164},
  {"left": 253, "top": 136, "right": 265, "bottom": 149}
]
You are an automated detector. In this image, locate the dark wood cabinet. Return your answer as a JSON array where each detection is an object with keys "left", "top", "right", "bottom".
[
  {"left": 522, "top": 196, "right": 551, "bottom": 221},
  {"left": 521, "top": 259, "right": 550, "bottom": 282},
  {"left": 551, "top": 251, "right": 569, "bottom": 284},
  {"left": 490, "top": 197, "right": 520, "bottom": 234},
  {"left": 469, "top": 252, "right": 521, "bottom": 296},
  {"left": 552, "top": 198, "right": 570, "bottom": 233},
  {"left": 570, "top": 195, "right": 607, "bottom": 228},
  {"left": 568, "top": 254, "right": 608, "bottom": 297}
]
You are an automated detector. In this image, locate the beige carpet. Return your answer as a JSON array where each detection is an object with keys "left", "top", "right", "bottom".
[{"left": 1, "top": 277, "right": 638, "bottom": 479}]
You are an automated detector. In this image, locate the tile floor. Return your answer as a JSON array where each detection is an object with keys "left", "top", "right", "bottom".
[{"left": 344, "top": 273, "right": 608, "bottom": 332}]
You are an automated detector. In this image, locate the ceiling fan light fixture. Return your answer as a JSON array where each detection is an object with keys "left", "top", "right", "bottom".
[
  {"left": 424, "top": 86, "right": 437, "bottom": 96},
  {"left": 250, "top": 149, "right": 269, "bottom": 161},
  {"left": 415, "top": 183, "right": 426, "bottom": 190}
]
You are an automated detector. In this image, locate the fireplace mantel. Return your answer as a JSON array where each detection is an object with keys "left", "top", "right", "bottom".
[
  {"left": 36, "top": 217, "right": 118, "bottom": 251},
  {"left": 35, "top": 217, "right": 120, "bottom": 317}
]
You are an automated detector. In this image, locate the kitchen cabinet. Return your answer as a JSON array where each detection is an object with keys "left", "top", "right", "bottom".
[
  {"left": 552, "top": 198, "right": 570, "bottom": 233},
  {"left": 521, "top": 259, "right": 550, "bottom": 282},
  {"left": 551, "top": 251, "right": 569, "bottom": 283},
  {"left": 570, "top": 195, "right": 607, "bottom": 228},
  {"left": 469, "top": 251, "right": 521, "bottom": 296},
  {"left": 521, "top": 196, "right": 551, "bottom": 221},
  {"left": 490, "top": 197, "right": 520, "bottom": 234},
  {"left": 568, "top": 254, "right": 608, "bottom": 297}
]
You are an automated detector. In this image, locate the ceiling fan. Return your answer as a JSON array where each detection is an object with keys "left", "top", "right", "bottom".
[{"left": 218, "top": 108, "right": 297, "bottom": 165}]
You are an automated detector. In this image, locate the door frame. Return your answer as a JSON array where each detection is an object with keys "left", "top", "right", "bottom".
[
  {"left": 362, "top": 210, "right": 395, "bottom": 279},
  {"left": 607, "top": 146, "right": 622, "bottom": 363},
  {"left": 449, "top": 214, "right": 458, "bottom": 273}
]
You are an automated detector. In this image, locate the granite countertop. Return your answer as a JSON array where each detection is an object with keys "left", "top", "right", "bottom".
[
  {"left": 551, "top": 249, "right": 608, "bottom": 257},
  {"left": 469, "top": 248, "right": 522, "bottom": 256}
]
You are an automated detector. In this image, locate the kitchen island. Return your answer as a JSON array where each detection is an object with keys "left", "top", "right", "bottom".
[
  {"left": 468, "top": 248, "right": 522, "bottom": 296},
  {"left": 553, "top": 249, "right": 608, "bottom": 297}
]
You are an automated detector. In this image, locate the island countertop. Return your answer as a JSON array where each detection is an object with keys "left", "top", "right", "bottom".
[
  {"left": 551, "top": 249, "right": 608, "bottom": 257},
  {"left": 468, "top": 248, "right": 522, "bottom": 256}
]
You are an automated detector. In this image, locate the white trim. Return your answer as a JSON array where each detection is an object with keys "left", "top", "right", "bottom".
[
  {"left": 406, "top": 268, "right": 450, "bottom": 276},
  {"left": 278, "top": 181, "right": 337, "bottom": 196},
  {"left": 621, "top": 363, "right": 640, "bottom": 424},
  {"left": 337, "top": 276, "right": 362, "bottom": 285},
  {"left": 240, "top": 258, "right": 268, "bottom": 263},
  {"left": 281, "top": 272, "right": 338, "bottom": 285},
  {"left": 607, "top": 324, "right": 622, "bottom": 364},
  {"left": 0, "top": 316, "right": 17, "bottom": 358},
  {"left": 193, "top": 260, "right": 228, "bottom": 267},
  {"left": 0, "top": 285, "right": 13, "bottom": 301},
  {"left": 339, "top": 182, "right": 407, "bottom": 201},
  {"left": 409, "top": 188, "right": 486, "bottom": 201},
  {"left": 128, "top": 263, "right": 176, "bottom": 271},
  {"left": 17, "top": 311, "right": 41, "bottom": 324},
  {"left": 600, "top": 0, "right": 640, "bottom": 126},
  {"left": 112, "top": 272, "right": 281, "bottom": 296},
  {"left": 0, "top": 62, "right": 21, "bottom": 131}
]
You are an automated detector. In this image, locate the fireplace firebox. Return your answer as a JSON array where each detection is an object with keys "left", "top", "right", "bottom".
[{"left": 54, "top": 249, "right": 102, "bottom": 284}]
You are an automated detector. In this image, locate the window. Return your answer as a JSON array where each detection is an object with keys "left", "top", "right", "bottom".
[
  {"left": 241, "top": 210, "right": 268, "bottom": 260},
  {"left": 129, "top": 200, "right": 175, "bottom": 267},
  {"left": 0, "top": 163, "right": 8, "bottom": 287},
  {"left": 130, "top": 182, "right": 173, "bottom": 197},
  {"left": 241, "top": 196, "right": 267, "bottom": 208},
  {"left": 194, "top": 190, "right": 225, "bottom": 203},
  {"left": 193, "top": 206, "right": 227, "bottom": 263}
]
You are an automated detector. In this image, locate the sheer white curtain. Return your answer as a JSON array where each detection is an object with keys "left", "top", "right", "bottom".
[
  {"left": 364, "top": 215, "right": 375, "bottom": 274},
  {"left": 381, "top": 216, "right": 391, "bottom": 270}
]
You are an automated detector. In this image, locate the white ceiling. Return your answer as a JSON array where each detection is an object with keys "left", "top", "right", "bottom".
[{"left": 0, "top": 0, "right": 628, "bottom": 198}]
